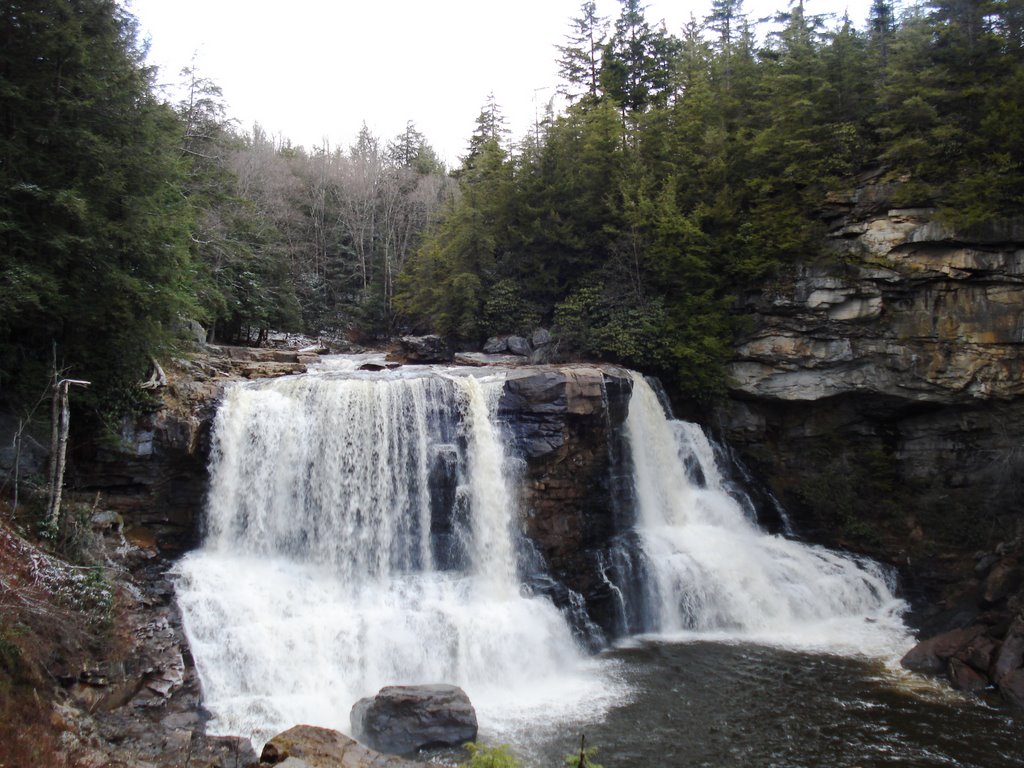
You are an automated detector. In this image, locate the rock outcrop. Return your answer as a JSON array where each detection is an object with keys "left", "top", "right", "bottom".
[
  {"left": 0, "top": 520, "right": 258, "bottom": 767},
  {"left": 706, "top": 182, "right": 1024, "bottom": 705},
  {"left": 900, "top": 540, "right": 1024, "bottom": 707},
  {"left": 714, "top": 185, "right": 1024, "bottom": 569},
  {"left": 499, "top": 365, "right": 633, "bottom": 643},
  {"left": 393, "top": 335, "right": 451, "bottom": 363},
  {"left": 350, "top": 684, "right": 477, "bottom": 755}
]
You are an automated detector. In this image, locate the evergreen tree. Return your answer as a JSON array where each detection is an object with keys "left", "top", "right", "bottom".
[
  {"left": 557, "top": 1, "right": 608, "bottom": 103},
  {"left": 0, "top": 0, "right": 197, "bottom": 414},
  {"left": 601, "top": 0, "right": 672, "bottom": 115}
]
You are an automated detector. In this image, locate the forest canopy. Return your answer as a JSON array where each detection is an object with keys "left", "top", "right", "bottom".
[{"left": 2, "top": 0, "right": 1022, "bottom": 415}]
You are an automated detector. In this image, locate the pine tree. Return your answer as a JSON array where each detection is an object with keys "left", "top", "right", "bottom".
[
  {"left": 557, "top": 1, "right": 608, "bottom": 103},
  {"left": 0, "top": 0, "right": 197, "bottom": 413}
]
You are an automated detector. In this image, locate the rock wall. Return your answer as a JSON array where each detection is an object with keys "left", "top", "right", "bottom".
[
  {"left": 65, "top": 345, "right": 319, "bottom": 554},
  {"left": 713, "top": 183, "right": 1024, "bottom": 579},
  {"left": 499, "top": 366, "right": 633, "bottom": 643}
]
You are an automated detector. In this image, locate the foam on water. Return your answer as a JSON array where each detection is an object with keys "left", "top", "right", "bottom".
[
  {"left": 176, "top": 364, "right": 618, "bottom": 747},
  {"left": 617, "top": 372, "right": 909, "bottom": 653},
  {"left": 176, "top": 360, "right": 911, "bottom": 751}
]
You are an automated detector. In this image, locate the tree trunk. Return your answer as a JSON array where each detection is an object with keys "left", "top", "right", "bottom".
[{"left": 45, "top": 378, "right": 89, "bottom": 529}]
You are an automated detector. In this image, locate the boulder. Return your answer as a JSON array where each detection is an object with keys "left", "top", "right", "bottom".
[
  {"left": 955, "top": 633, "right": 999, "bottom": 674},
  {"left": 900, "top": 625, "right": 986, "bottom": 673},
  {"left": 992, "top": 615, "right": 1024, "bottom": 682},
  {"left": 506, "top": 335, "right": 531, "bottom": 357},
  {"left": 983, "top": 560, "right": 1021, "bottom": 605},
  {"left": 998, "top": 669, "right": 1024, "bottom": 709},
  {"left": 260, "top": 725, "right": 431, "bottom": 767},
  {"left": 397, "top": 335, "right": 451, "bottom": 363},
  {"left": 948, "top": 658, "right": 988, "bottom": 693},
  {"left": 531, "top": 328, "right": 552, "bottom": 348},
  {"left": 350, "top": 684, "right": 477, "bottom": 755},
  {"left": 483, "top": 336, "right": 509, "bottom": 354}
]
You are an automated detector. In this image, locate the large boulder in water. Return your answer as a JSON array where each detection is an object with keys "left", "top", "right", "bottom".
[
  {"left": 259, "top": 724, "right": 432, "bottom": 767},
  {"left": 350, "top": 684, "right": 478, "bottom": 755}
]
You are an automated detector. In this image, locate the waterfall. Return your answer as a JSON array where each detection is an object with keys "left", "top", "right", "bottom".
[
  {"left": 175, "top": 367, "right": 611, "bottom": 747},
  {"left": 613, "top": 372, "right": 906, "bottom": 651},
  {"left": 176, "top": 361, "right": 907, "bottom": 750}
]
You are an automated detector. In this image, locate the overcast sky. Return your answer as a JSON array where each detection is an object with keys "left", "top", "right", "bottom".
[{"left": 127, "top": 0, "right": 873, "bottom": 165}]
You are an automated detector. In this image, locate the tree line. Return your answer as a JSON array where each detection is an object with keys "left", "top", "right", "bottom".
[
  {"left": 2, "top": 0, "right": 1022, "bottom": 425},
  {"left": 398, "top": 0, "right": 1024, "bottom": 397},
  {"left": 0, "top": 0, "right": 451, "bottom": 425}
]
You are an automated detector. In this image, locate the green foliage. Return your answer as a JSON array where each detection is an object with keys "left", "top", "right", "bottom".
[
  {"left": 396, "top": 0, "right": 1024, "bottom": 398},
  {"left": 0, "top": 0, "right": 197, "bottom": 416},
  {"left": 5, "top": 0, "right": 1024, "bottom": 412},
  {"left": 483, "top": 279, "right": 541, "bottom": 337},
  {"left": 461, "top": 743, "right": 522, "bottom": 768},
  {"left": 564, "top": 745, "right": 604, "bottom": 768}
]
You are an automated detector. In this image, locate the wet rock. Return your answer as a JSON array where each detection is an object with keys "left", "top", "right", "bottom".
[
  {"left": 998, "top": 669, "right": 1024, "bottom": 709},
  {"left": 900, "top": 625, "right": 986, "bottom": 673},
  {"left": 453, "top": 352, "right": 524, "bottom": 366},
  {"left": 498, "top": 366, "right": 633, "bottom": 639},
  {"left": 983, "top": 560, "right": 1022, "bottom": 606},
  {"left": 948, "top": 658, "right": 989, "bottom": 692},
  {"left": 350, "top": 684, "right": 477, "bottom": 755},
  {"left": 260, "top": 725, "right": 432, "bottom": 767},
  {"left": 992, "top": 616, "right": 1024, "bottom": 682},
  {"left": 956, "top": 634, "right": 1000, "bottom": 674}
]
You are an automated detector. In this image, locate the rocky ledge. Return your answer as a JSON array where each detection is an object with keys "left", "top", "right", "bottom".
[
  {"left": 710, "top": 182, "right": 1024, "bottom": 707},
  {"left": 499, "top": 365, "right": 634, "bottom": 644}
]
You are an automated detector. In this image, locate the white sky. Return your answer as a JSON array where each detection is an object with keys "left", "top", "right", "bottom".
[{"left": 127, "top": 0, "right": 873, "bottom": 166}]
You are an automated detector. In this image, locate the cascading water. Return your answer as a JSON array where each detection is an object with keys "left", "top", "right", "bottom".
[
  {"left": 174, "top": 365, "right": 612, "bottom": 747},
  {"left": 609, "top": 372, "right": 906, "bottom": 651},
  {"left": 176, "top": 359, "right": 910, "bottom": 757}
]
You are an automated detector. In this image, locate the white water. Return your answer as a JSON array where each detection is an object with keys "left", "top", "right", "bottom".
[
  {"left": 176, "top": 362, "right": 910, "bottom": 751},
  {"left": 175, "top": 368, "right": 613, "bottom": 747},
  {"left": 621, "top": 373, "right": 908, "bottom": 655}
]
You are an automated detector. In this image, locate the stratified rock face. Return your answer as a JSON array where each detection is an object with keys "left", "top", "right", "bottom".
[
  {"left": 731, "top": 208, "right": 1024, "bottom": 403},
  {"left": 260, "top": 724, "right": 434, "bottom": 767},
  {"left": 349, "top": 685, "right": 477, "bottom": 755},
  {"left": 499, "top": 366, "right": 633, "bottom": 642},
  {"left": 715, "top": 184, "right": 1024, "bottom": 559}
]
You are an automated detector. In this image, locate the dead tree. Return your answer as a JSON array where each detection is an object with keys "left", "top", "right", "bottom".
[{"left": 45, "top": 377, "right": 90, "bottom": 529}]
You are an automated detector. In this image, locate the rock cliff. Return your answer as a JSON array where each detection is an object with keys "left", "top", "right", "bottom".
[{"left": 713, "top": 182, "right": 1024, "bottom": 587}]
